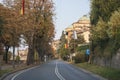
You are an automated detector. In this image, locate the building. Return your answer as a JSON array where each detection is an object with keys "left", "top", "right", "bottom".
[
  {"left": 18, "top": 49, "right": 28, "bottom": 61},
  {"left": 51, "top": 39, "right": 60, "bottom": 57},
  {"left": 65, "top": 15, "right": 91, "bottom": 43},
  {"left": 52, "top": 40, "right": 60, "bottom": 52}
]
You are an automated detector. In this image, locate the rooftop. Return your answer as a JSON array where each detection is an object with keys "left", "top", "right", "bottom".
[{"left": 79, "top": 15, "right": 90, "bottom": 21}]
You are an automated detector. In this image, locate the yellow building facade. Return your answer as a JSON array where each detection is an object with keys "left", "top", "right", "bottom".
[{"left": 65, "top": 15, "right": 91, "bottom": 43}]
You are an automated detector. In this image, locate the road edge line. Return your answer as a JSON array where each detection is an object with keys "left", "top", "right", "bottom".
[{"left": 11, "top": 66, "right": 40, "bottom": 80}]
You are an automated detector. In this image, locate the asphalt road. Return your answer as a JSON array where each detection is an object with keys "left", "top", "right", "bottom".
[{"left": 11, "top": 60, "right": 106, "bottom": 80}]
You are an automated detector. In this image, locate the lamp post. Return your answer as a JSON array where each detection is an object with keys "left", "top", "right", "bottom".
[
  {"left": 72, "top": 23, "right": 77, "bottom": 51},
  {"left": 70, "top": 23, "right": 77, "bottom": 62},
  {"left": 72, "top": 23, "right": 75, "bottom": 54}
]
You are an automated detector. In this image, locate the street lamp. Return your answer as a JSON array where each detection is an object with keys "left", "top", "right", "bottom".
[
  {"left": 72, "top": 23, "right": 77, "bottom": 53},
  {"left": 69, "top": 23, "right": 77, "bottom": 62}
]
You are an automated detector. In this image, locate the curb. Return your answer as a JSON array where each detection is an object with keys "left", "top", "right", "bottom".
[{"left": 0, "top": 64, "right": 39, "bottom": 80}]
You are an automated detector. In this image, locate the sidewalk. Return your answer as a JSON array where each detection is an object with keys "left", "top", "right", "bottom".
[{"left": 0, "top": 63, "right": 40, "bottom": 80}]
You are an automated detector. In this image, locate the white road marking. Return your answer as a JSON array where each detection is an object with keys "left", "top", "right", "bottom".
[
  {"left": 11, "top": 66, "right": 39, "bottom": 80},
  {"left": 12, "top": 62, "right": 66, "bottom": 80},
  {"left": 11, "top": 69, "right": 28, "bottom": 80},
  {"left": 55, "top": 62, "right": 66, "bottom": 80}
]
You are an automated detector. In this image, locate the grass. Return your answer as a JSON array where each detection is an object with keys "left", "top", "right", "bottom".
[
  {"left": 75, "top": 63, "right": 120, "bottom": 80},
  {"left": 0, "top": 69, "right": 13, "bottom": 77},
  {"left": 0, "top": 64, "right": 37, "bottom": 77}
]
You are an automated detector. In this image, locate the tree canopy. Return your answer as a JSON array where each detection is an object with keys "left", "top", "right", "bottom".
[
  {"left": 90, "top": 0, "right": 120, "bottom": 61},
  {"left": 0, "top": 0, "right": 55, "bottom": 65},
  {"left": 90, "top": 0, "right": 120, "bottom": 25}
]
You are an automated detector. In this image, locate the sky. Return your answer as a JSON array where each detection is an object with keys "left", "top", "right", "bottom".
[
  {"left": 0, "top": 0, "right": 91, "bottom": 40},
  {"left": 53, "top": 0, "right": 90, "bottom": 40}
]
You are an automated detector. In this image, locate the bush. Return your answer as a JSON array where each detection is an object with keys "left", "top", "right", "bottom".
[
  {"left": 16, "top": 55, "right": 20, "bottom": 62},
  {"left": 63, "top": 56, "right": 68, "bottom": 61},
  {"left": 74, "top": 53, "right": 85, "bottom": 63}
]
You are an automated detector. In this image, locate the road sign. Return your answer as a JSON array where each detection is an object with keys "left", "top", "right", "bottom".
[{"left": 86, "top": 49, "right": 90, "bottom": 55}]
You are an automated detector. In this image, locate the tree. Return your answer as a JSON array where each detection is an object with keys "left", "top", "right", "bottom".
[
  {"left": 58, "top": 31, "right": 69, "bottom": 60},
  {"left": 24, "top": 0, "right": 55, "bottom": 64},
  {"left": 69, "top": 35, "right": 85, "bottom": 53},
  {"left": 3, "top": 51, "right": 12, "bottom": 61},
  {"left": 91, "top": 18, "right": 109, "bottom": 47},
  {"left": 90, "top": 0, "right": 120, "bottom": 64},
  {"left": 3, "top": 4, "right": 21, "bottom": 65},
  {"left": 0, "top": 3, "right": 20, "bottom": 64},
  {"left": 90, "top": 0, "right": 120, "bottom": 50},
  {"left": 0, "top": 4, "right": 4, "bottom": 56},
  {"left": 1, "top": 0, "right": 55, "bottom": 65},
  {"left": 90, "top": 0, "right": 120, "bottom": 25},
  {"left": 108, "top": 8, "right": 120, "bottom": 39},
  {"left": 108, "top": 8, "right": 120, "bottom": 52}
]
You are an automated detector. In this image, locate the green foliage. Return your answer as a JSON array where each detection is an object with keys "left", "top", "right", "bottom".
[
  {"left": 90, "top": 0, "right": 120, "bottom": 25},
  {"left": 92, "top": 18, "right": 108, "bottom": 40},
  {"left": 74, "top": 45, "right": 89, "bottom": 63},
  {"left": 59, "top": 31, "right": 86, "bottom": 60},
  {"left": 58, "top": 31, "right": 69, "bottom": 60},
  {"left": 69, "top": 35, "right": 85, "bottom": 53},
  {"left": 60, "top": 48, "right": 69, "bottom": 61},
  {"left": 90, "top": 0, "right": 120, "bottom": 60},
  {"left": 91, "top": 18, "right": 109, "bottom": 50},
  {"left": 108, "top": 8, "right": 120, "bottom": 39},
  {"left": 74, "top": 53, "right": 85, "bottom": 63},
  {"left": 105, "top": 8, "right": 120, "bottom": 55},
  {"left": 77, "top": 45, "right": 89, "bottom": 52},
  {"left": 16, "top": 55, "right": 20, "bottom": 62},
  {"left": 59, "top": 43, "right": 69, "bottom": 60}
]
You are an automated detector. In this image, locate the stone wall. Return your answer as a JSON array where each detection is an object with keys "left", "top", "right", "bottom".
[
  {"left": 111, "top": 49, "right": 120, "bottom": 68},
  {"left": 93, "top": 49, "right": 120, "bottom": 69}
]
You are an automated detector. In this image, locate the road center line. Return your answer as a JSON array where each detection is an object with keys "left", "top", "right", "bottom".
[{"left": 55, "top": 62, "right": 66, "bottom": 80}]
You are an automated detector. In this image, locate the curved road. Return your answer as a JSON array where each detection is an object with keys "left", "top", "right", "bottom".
[{"left": 11, "top": 60, "right": 105, "bottom": 80}]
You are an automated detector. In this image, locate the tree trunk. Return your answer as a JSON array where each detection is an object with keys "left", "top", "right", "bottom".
[
  {"left": 0, "top": 55, "right": 3, "bottom": 70},
  {"left": 0, "top": 43, "right": 4, "bottom": 70},
  {"left": 12, "top": 45, "right": 15, "bottom": 68},
  {"left": 0, "top": 43, "right": 4, "bottom": 55},
  {"left": 5, "top": 46, "right": 10, "bottom": 64},
  {"left": 27, "top": 33, "right": 35, "bottom": 65},
  {"left": 27, "top": 45, "right": 34, "bottom": 65}
]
